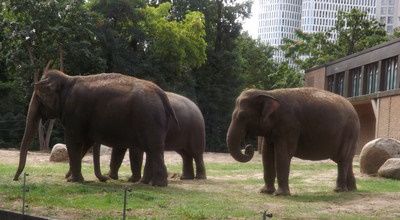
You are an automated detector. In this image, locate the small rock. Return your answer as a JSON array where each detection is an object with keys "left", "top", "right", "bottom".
[
  {"left": 50, "top": 143, "right": 69, "bottom": 162},
  {"left": 359, "top": 138, "right": 400, "bottom": 175},
  {"left": 378, "top": 158, "right": 400, "bottom": 180}
]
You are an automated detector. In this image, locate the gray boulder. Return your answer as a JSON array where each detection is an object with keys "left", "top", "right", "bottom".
[
  {"left": 378, "top": 158, "right": 400, "bottom": 179},
  {"left": 359, "top": 138, "right": 400, "bottom": 175},
  {"left": 50, "top": 143, "right": 69, "bottom": 162},
  {"left": 100, "top": 145, "right": 112, "bottom": 155}
]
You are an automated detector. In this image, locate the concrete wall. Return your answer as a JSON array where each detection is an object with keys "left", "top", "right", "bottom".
[
  {"left": 304, "top": 67, "right": 326, "bottom": 89},
  {"left": 377, "top": 95, "right": 400, "bottom": 140},
  {"left": 353, "top": 103, "right": 376, "bottom": 154}
]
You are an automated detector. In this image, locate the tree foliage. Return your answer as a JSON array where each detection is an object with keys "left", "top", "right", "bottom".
[
  {"left": 281, "top": 9, "right": 388, "bottom": 70},
  {"left": 0, "top": 0, "right": 302, "bottom": 151}
]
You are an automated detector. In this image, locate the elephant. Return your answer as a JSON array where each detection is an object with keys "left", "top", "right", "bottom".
[
  {"left": 226, "top": 88, "right": 360, "bottom": 196},
  {"left": 80, "top": 92, "right": 206, "bottom": 183},
  {"left": 107, "top": 92, "right": 207, "bottom": 182},
  {"left": 14, "top": 69, "right": 177, "bottom": 186}
]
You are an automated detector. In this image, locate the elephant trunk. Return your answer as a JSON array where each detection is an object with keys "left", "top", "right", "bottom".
[
  {"left": 14, "top": 93, "right": 41, "bottom": 181},
  {"left": 226, "top": 121, "right": 254, "bottom": 163}
]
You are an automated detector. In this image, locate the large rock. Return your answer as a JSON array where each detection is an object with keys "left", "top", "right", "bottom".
[
  {"left": 100, "top": 145, "right": 112, "bottom": 155},
  {"left": 378, "top": 158, "right": 400, "bottom": 179},
  {"left": 360, "top": 138, "right": 400, "bottom": 175},
  {"left": 50, "top": 143, "right": 69, "bottom": 162}
]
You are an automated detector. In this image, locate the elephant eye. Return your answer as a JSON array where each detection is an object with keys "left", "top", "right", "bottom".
[{"left": 237, "top": 110, "right": 246, "bottom": 120}]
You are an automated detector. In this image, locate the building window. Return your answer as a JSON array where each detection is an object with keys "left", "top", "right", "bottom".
[
  {"left": 336, "top": 72, "right": 345, "bottom": 96},
  {"left": 365, "top": 62, "right": 378, "bottom": 94},
  {"left": 381, "top": 56, "right": 398, "bottom": 91},
  {"left": 388, "top": 7, "right": 394, "bottom": 15},
  {"left": 327, "top": 75, "right": 335, "bottom": 92},
  {"left": 388, "top": 16, "right": 393, "bottom": 24},
  {"left": 350, "top": 67, "right": 362, "bottom": 97},
  {"left": 381, "top": 7, "right": 387, "bottom": 15}
]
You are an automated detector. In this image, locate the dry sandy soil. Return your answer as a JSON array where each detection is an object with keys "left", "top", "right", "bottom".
[{"left": 0, "top": 148, "right": 245, "bottom": 165}]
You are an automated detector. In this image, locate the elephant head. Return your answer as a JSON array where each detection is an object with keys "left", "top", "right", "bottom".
[
  {"left": 226, "top": 89, "right": 280, "bottom": 162},
  {"left": 14, "top": 64, "right": 69, "bottom": 180}
]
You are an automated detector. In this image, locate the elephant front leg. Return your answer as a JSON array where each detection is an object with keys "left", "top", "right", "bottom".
[
  {"left": 274, "top": 141, "right": 292, "bottom": 196},
  {"left": 129, "top": 147, "right": 143, "bottom": 182},
  {"left": 66, "top": 139, "right": 84, "bottom": 182},
  {"left": 65, "top": 143, "right": 92, "bottom": 179},
  {"left": 260, "top": 139, "right": 276, "bottom": 194}
]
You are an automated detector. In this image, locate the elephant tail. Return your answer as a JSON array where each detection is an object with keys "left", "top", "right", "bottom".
[{"left": 157, "top": 90, "right": 179, "bottom": 129}]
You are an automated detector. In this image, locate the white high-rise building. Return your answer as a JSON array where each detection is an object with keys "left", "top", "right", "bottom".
[
  {"left": 376, "top": 0, "right": 400, "bottom": 33},
  {"left": 301, "top": 0, "right": 376, "bottom": 40},
  {"left": 257, "top": 0, "right": 399, "bottom": 62},
  {"left": 258, "top": 0, "right": 302, "bottom": 62}
]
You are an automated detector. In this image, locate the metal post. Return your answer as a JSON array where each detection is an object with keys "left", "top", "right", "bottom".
[
  {"left": 123, "top": 188, "right": 131, "bottom": 220},
  {"left": 22, "top": 172, "right": 29, "bottom": 215}
]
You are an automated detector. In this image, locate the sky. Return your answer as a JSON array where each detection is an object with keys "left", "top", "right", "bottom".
[{"left": 241, "top": 0, "right": 259, "bottom": 39}]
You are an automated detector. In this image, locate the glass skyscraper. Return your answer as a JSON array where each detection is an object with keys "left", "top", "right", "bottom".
[{"left": 257, "top": 0, "right": 397, "bottom": 62}]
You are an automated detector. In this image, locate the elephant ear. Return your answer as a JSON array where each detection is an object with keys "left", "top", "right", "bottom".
[
  {"left": 257, "top": 94, "right": 280, "bottom": 124},
  {"left": 34, "top": 78, "right": 59, "bottom": 111}
]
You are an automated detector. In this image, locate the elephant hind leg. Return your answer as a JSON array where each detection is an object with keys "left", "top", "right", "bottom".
[
  {"left": 93, "top": 143, "right": 109, "bottom": 182},
  {"left": 346, "top": 159, "right": 356, "bottom": 191},
  {"left": 178, "top": 150, "right": 195, "bottom": 180},
  {"left": 334, "top": 161, "right": 349, "bottom": 192},
  {"left": 108, "top": 147, "right": 127, "bottom": 180},
  {"left": 194, "top": 154, "right": 206, "bottom": 179},
  {"left": 128, "top": 147, "right": 143, "bottom": 183}
]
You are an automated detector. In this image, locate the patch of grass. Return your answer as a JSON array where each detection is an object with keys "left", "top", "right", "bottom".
[{"left": 0, "top": 155, "right": 400, "bottom": 219}]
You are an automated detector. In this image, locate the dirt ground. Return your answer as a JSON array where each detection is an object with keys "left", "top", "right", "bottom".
[{"left": 0, "top": 148, "right": 247, "bottom": 165}]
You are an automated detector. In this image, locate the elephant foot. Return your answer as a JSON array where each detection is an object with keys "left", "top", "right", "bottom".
[
  {"left": 107, "top": 171, "right": 119, "bottom": 180},
  {"left": 274, "top": 188, "right": 290, "bottom": 196},
  {"left": 334, "top": 186, "right": 348, "bottom": 192},
  {"left": 151, "top": 177, "right": 168, "bottom": 187},
  {"left": 347, "top": 180, "right": 357, "bottom": 191},
  {"left": 180, "top": 174, "right": 195, "bottom": 180},
  {"left": 65, "top": 170, "right": 71, "bottom": 179},
  {"left": 128, "top": 175, "right": 141, "bottom": 183},
  {"left": 96, "top": 175, "right": 109, "bottom": 182},
  {"left": 195, "top": 174, "right": 207, "bottom": 180},
  {"left": 140, "top": 177, "right": 151, "bottom": 185},
  {"left": 347, "top": 184, "right": 357, "bottom": 191},
  {"left": 260, "top": 185, "right": 276, "bottom": 195},
  {"left": 67, "top": 174, "right": 84, "bottom": 183}
]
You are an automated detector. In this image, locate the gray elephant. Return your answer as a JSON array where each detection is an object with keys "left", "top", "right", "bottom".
[
  {"left": 14, "top": 68, "right": 176, "bottom": 186},
  {"left": 226, "top": 88, "right": 360, "bottom": 195},
  {"left": 86, "top": 92, "right": 206, "bottom": 182}
]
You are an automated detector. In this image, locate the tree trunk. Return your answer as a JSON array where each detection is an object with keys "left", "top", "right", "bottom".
[
  {"left": 214, "top": 0, "right": 223, "bottom": 52},
  {"left": 38, "top": 119, "right": 55, "bottom": 152}
]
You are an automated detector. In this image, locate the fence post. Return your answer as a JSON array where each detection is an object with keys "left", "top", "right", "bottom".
[
  {"left": 122, "top": 187, "right": 132, "bottom": 220},
  {"left": 22, "top": 172, "right": 29, "bottom": 215}
]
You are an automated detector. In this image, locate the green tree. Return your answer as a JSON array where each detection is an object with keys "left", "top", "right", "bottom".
[
  {"left": 236, "top": 33, "right": 302, "bottom": 90},
  {"left": 190, "top": 0, "right": 252, "bottom": 151},
  {"left": 281, "top": 30, "right": 336, "bottom": 70},
  {"left": 137, "top": 2, "right": 207, "bottom": 91},
  {"left": 282, "top": 9, "right": 387, "bottom": 70},
  {"left": 1, "top": 0, "right": 106, "bottom": 149},
  {"left": 335, "top": 9, "right": 387, "bottom": 56}
]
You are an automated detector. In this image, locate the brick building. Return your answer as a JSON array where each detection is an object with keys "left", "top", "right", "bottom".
[{"left": 305, "top": 38, "right": 400, "bottom": 154}]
